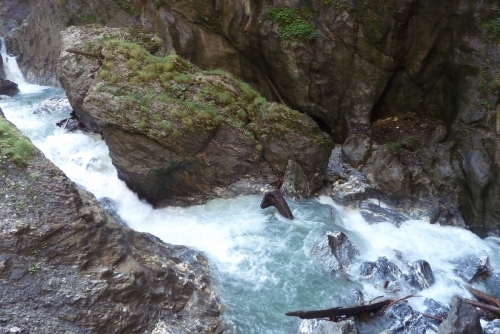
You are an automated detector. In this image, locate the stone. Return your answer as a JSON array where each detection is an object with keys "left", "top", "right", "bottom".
[
  {"left": 436, "top": 297, "right": 482, "bottom": 334},
  {"left": 359, "top": 256, "right": 404, "bottom": 282},
  {"left": 300, "top": 319, "right": 358, "bottom": 334},
  {"left": 310, "top": 231, "right": 360, "bottom": 273},
  {"left": 453, "top": 255, "right": 490, "bottom": 283},
  {"left": 384, "top": 302, "right": 429, "bottom": 334},
  {"left": 359, "top": 200, "right": 408, "bottom": 227},
  {"left": 0, "top": 115, "right": 222, "bottom": 333},
  {"left": 0, "top": 77, "right": 19, "bottom": 96},
  {"left": 421, "top": 298, "right": 449, "bottom": 332},
  {"left": 407, "top": 260, "right": 435, "bottom": 290},
  {"left": 342, "top": 134, "right": 372, "bottom": 167},
  {"left": 32, "top": 95, "right": 72, "bottom": 115},
  {"left": 483, "top": 319, "right": 500, "bottom": 334},
  {"left": 57, "top": 25, "right": 333, "bottom": 207},
  {"left": 281, "top": 159, "right": 311, "bottom": 199}
]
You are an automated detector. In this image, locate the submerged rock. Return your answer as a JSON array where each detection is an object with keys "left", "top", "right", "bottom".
[
  {"left": 453, "top": 255, "right": 490, "bottom": 283},
  {"left": 33, "top": 95, "right": 72, "bottom": 115},
  {"left": 0, "top": 115, "right": 222, "bottom": 333},
  {"left": 359, "top": 200, "right": 408, "bottom": 227}
]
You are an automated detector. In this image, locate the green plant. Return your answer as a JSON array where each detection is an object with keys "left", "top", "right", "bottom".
[
  {"left": 28, "top": 263, "right": 41, "bottom": 274},
  {"left": 323, "top": 0, "right": 353, "bottom": 10},
  {"left": 484, "top": 18, "right": 500, "bottom": 41},
  {"left": 0, "top": 118, "right": 34, "bottom": 165},
  {"left": 113, "top": 0, "right": 140, "bottom": 16},
  {"left": 266, "top": 7, "right": 317, "bottom": 41}
]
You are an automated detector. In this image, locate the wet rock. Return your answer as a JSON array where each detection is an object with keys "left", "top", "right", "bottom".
[
  {"left": 421, "top": 298, "right": 449, "bottom": 331},
  {"left": 325, "top": 146, "right": 343, "bottom": 183},
  {"left": 436, "top": 297, "right": 482, "bottom": 334},
  {"left": 359, "top": 257, "right": 404, "bottom": 283},
  {"left": 483, "top": 319, "right": 500, "bottom": 334},
  {"left": 359, "top": 200, "right": 408, "bottom": 227},
  {"left": 384, "top": 302, "right": 429, "bottom": 334},
  {"left": 407, "top": 260, "right": 435, "bottom": 290},
  {"left": 311, "top": 231, "right": 360, "bottom": 273},
  {"left": 453, "top": 255, "right": 490, "bottom": 283},
  {"left": 0, "top": 78, "right": 19, "bottom": 96},
  {"left": 0, "top": 116, "right": 222, "bottom": 333},
  {"left": 484, "top": 272, "right": 500, "bottom": 298},
  {"left": 329, "top": 173, "right": 370, "bottom": 207},
  {"left": 98, "top": 197, "right": 127, "bottom": 226},
  {"left": 299, "top": 319, "right": 358, "bottom": 334},
  {"left": 57, "top": 25, "right": 332, "bottom": 207},
  {"left": 33, "top": 95, "right": 71, "bottom": 115}
]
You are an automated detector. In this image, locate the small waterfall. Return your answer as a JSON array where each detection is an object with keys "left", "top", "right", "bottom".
[{"left": 0, "top": 37, "right": 27, "bottom": 86}]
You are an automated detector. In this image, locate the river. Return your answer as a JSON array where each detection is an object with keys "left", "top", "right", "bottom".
[{"left": 1, "top": 39, "right": 499, "bottom": 333}]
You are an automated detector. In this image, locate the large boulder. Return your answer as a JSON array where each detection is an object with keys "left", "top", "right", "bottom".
[
  {"left": 437, "top": 297, "right": 482, "bottom": 334},
  {"left": 57, "top": 25, "right": 333, "bottom": 207},
  {"left": 0, "top": 77, "right": 19, "bottom": 96},
  {"left": 0, "top": 112, "right": 222, "bottom": 333}
]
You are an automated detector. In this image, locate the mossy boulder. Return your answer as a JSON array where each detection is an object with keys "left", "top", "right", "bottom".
[{"left": 57, "top": 25, "right": 333, "bottom": 206}]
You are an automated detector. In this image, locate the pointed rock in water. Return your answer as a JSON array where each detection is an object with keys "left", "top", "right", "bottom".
[
  {"left": 310, "top": 231, "right": 360, "bottom": 273},
  {"left": 407, "top": 260, "right": 435, "bottom": 290},
  {"left": 384, "top": 302, "right": 431, "bottom": 334},
  {"left": 452, "top": 255, "right": 490, "bottom": 283},
  {"left": 359, "top": 256, "right": 405, "bottom": 282},
  {"left": 0, "top": 77, "right": 19, "bottom": 96}
]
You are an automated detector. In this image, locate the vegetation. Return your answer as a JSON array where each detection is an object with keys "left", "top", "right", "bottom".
[
  {"left": 0, "top": 117, "right": 34, "bottom": 165},
  {"left": 112, "top": 0, "right": 140, "bottom": 16},
  {"left": 323, "top": 0, "right": 353, "bottom": 10},
  {"left": 266, "top": 7, "right": 317, "bottom": 41},
  {"left": 92, "top": 38, "right": 329, "bottom": 148},
  {"left": 484, "top": 18, "right": 500, "bottom": 41}
]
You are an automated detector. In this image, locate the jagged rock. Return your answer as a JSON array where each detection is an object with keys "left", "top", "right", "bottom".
[
  {"left": 0, "top": 115, "right": 222, "bottom": 333},
  {"left": 281, "top": 159, "right": 311, "bottom": 199},
  {"left": 32, "top": 95, "right": 71, "bottom": 115},
  {"left": 359, "top": 256, "right": 405, "bottom": 283},
  {"left": 299, "top": 319, "right": 358, "bottom": 334},
  {"left": 384, "top": 302, "right": 430, "bottom": 334},
  {"left": 452, "top": 255, "right": 490, "bottom": 283},
  {"left": 421, "top": 298, "right": 449, "bottom": 331},
  {"left": 342, "top": 134, "right": 372, "bottom": 167},
  {"left": 359, "top": 200, "right": 408, "bottom": 227},
  {"left": 0, "top": 77, "right": 19, "bottom": 96},
  {"left": 436, "top": 297, "right": 482, "bottom": 334},
  {"left": 98, "top": 197, "right": 127, "bottom": 226},
  {"left": 311, "top": 231, "right": 360, "bottom": 273},
  {"left": 407, "top": 260, "right": 435, "bottom": 290},
  {"left": 325, "top": 146, "right": 343, "bottom": 183},
  {"left": 57, "top": 25, "right": 333, "bottom": 207}
]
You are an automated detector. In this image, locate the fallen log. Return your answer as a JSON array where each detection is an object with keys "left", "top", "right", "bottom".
[
  {"left": 464, "top": 298, "right": 500, "bottom": 317},
  {"left": 285, "top": 299, "right": 392, "bottom": 319},
  {"left": 467, "top": 286, "right": 500, "bottom": 308},
  {"left": 66, "top": 48, "right": 104, "bottom": 61}
]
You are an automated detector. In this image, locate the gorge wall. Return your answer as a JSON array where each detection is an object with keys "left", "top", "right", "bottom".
[{"left": 1, "top": 0, "right": 499, "bottom": 234}]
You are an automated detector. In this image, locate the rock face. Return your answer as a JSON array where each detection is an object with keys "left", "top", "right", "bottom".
[
  {"left": 437, "top": 297, "right": 482, "bottom": 334},
  {"left": 2, "top": 0, "right": 500, "bottom": 232},
  {"left": 57, "top": 25, "right": 333, "bottom": 206},
  {"left": 0, "top": 112, "right": 222, "bottom": 333}
]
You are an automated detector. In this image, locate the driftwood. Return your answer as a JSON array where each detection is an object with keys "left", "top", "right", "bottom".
[
  {"left": 464, "top": 299, "right": 500, "bottom": 317},
  {"left": 260, "top": 189, "right": 294, "bottom": 220},
  {"left": 467, "top": 286, "right": 500, "bottom": 308},
  {"left": 66, "top": 49, "right": 104, "bottom": 61},
  {"left": 285, "top": 299, "right": 392, "bottom": 319}
]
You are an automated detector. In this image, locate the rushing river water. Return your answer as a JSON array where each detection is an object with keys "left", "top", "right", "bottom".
[{"left": 2, "top": 41, "right": 499, "bottom": 333}]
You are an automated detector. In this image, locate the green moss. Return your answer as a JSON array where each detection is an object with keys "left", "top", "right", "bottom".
[
  {"left": 0, "top": 118, "right": 34, "bottom": 165},
  {"left": 484, "top": 18, "right": 500, "bottom": 42},
  {"left": 266, "top": 7, "right": 317, "bottom": 41},
  {"left": 323, "top": 0, "right": 353, "bottom": 10},
  {"left": 113, "top": 0, "right": 140, "bottom": 16}
]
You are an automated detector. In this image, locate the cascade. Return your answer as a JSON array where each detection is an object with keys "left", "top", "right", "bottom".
[
  {"left": 0, "top": 37, "right": 27, "bottom": 86},
  {"left": 0, "top": 43, "right": 499, "bottom": 334}
]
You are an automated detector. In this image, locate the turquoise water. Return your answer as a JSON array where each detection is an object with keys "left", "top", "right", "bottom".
[{"left": 2, "top": 83, "right": 500, "bottom": 333}]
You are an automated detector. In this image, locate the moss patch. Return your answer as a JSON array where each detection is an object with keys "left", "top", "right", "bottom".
[
  {"left": 91, "top": 39, "right": 329, "bottom": 149},
  {"left": 0, "top": 117, "right": 34, "bottom": 166},
  {"left": 265, "top": 7, "right": 317, "bottom": 41}
]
